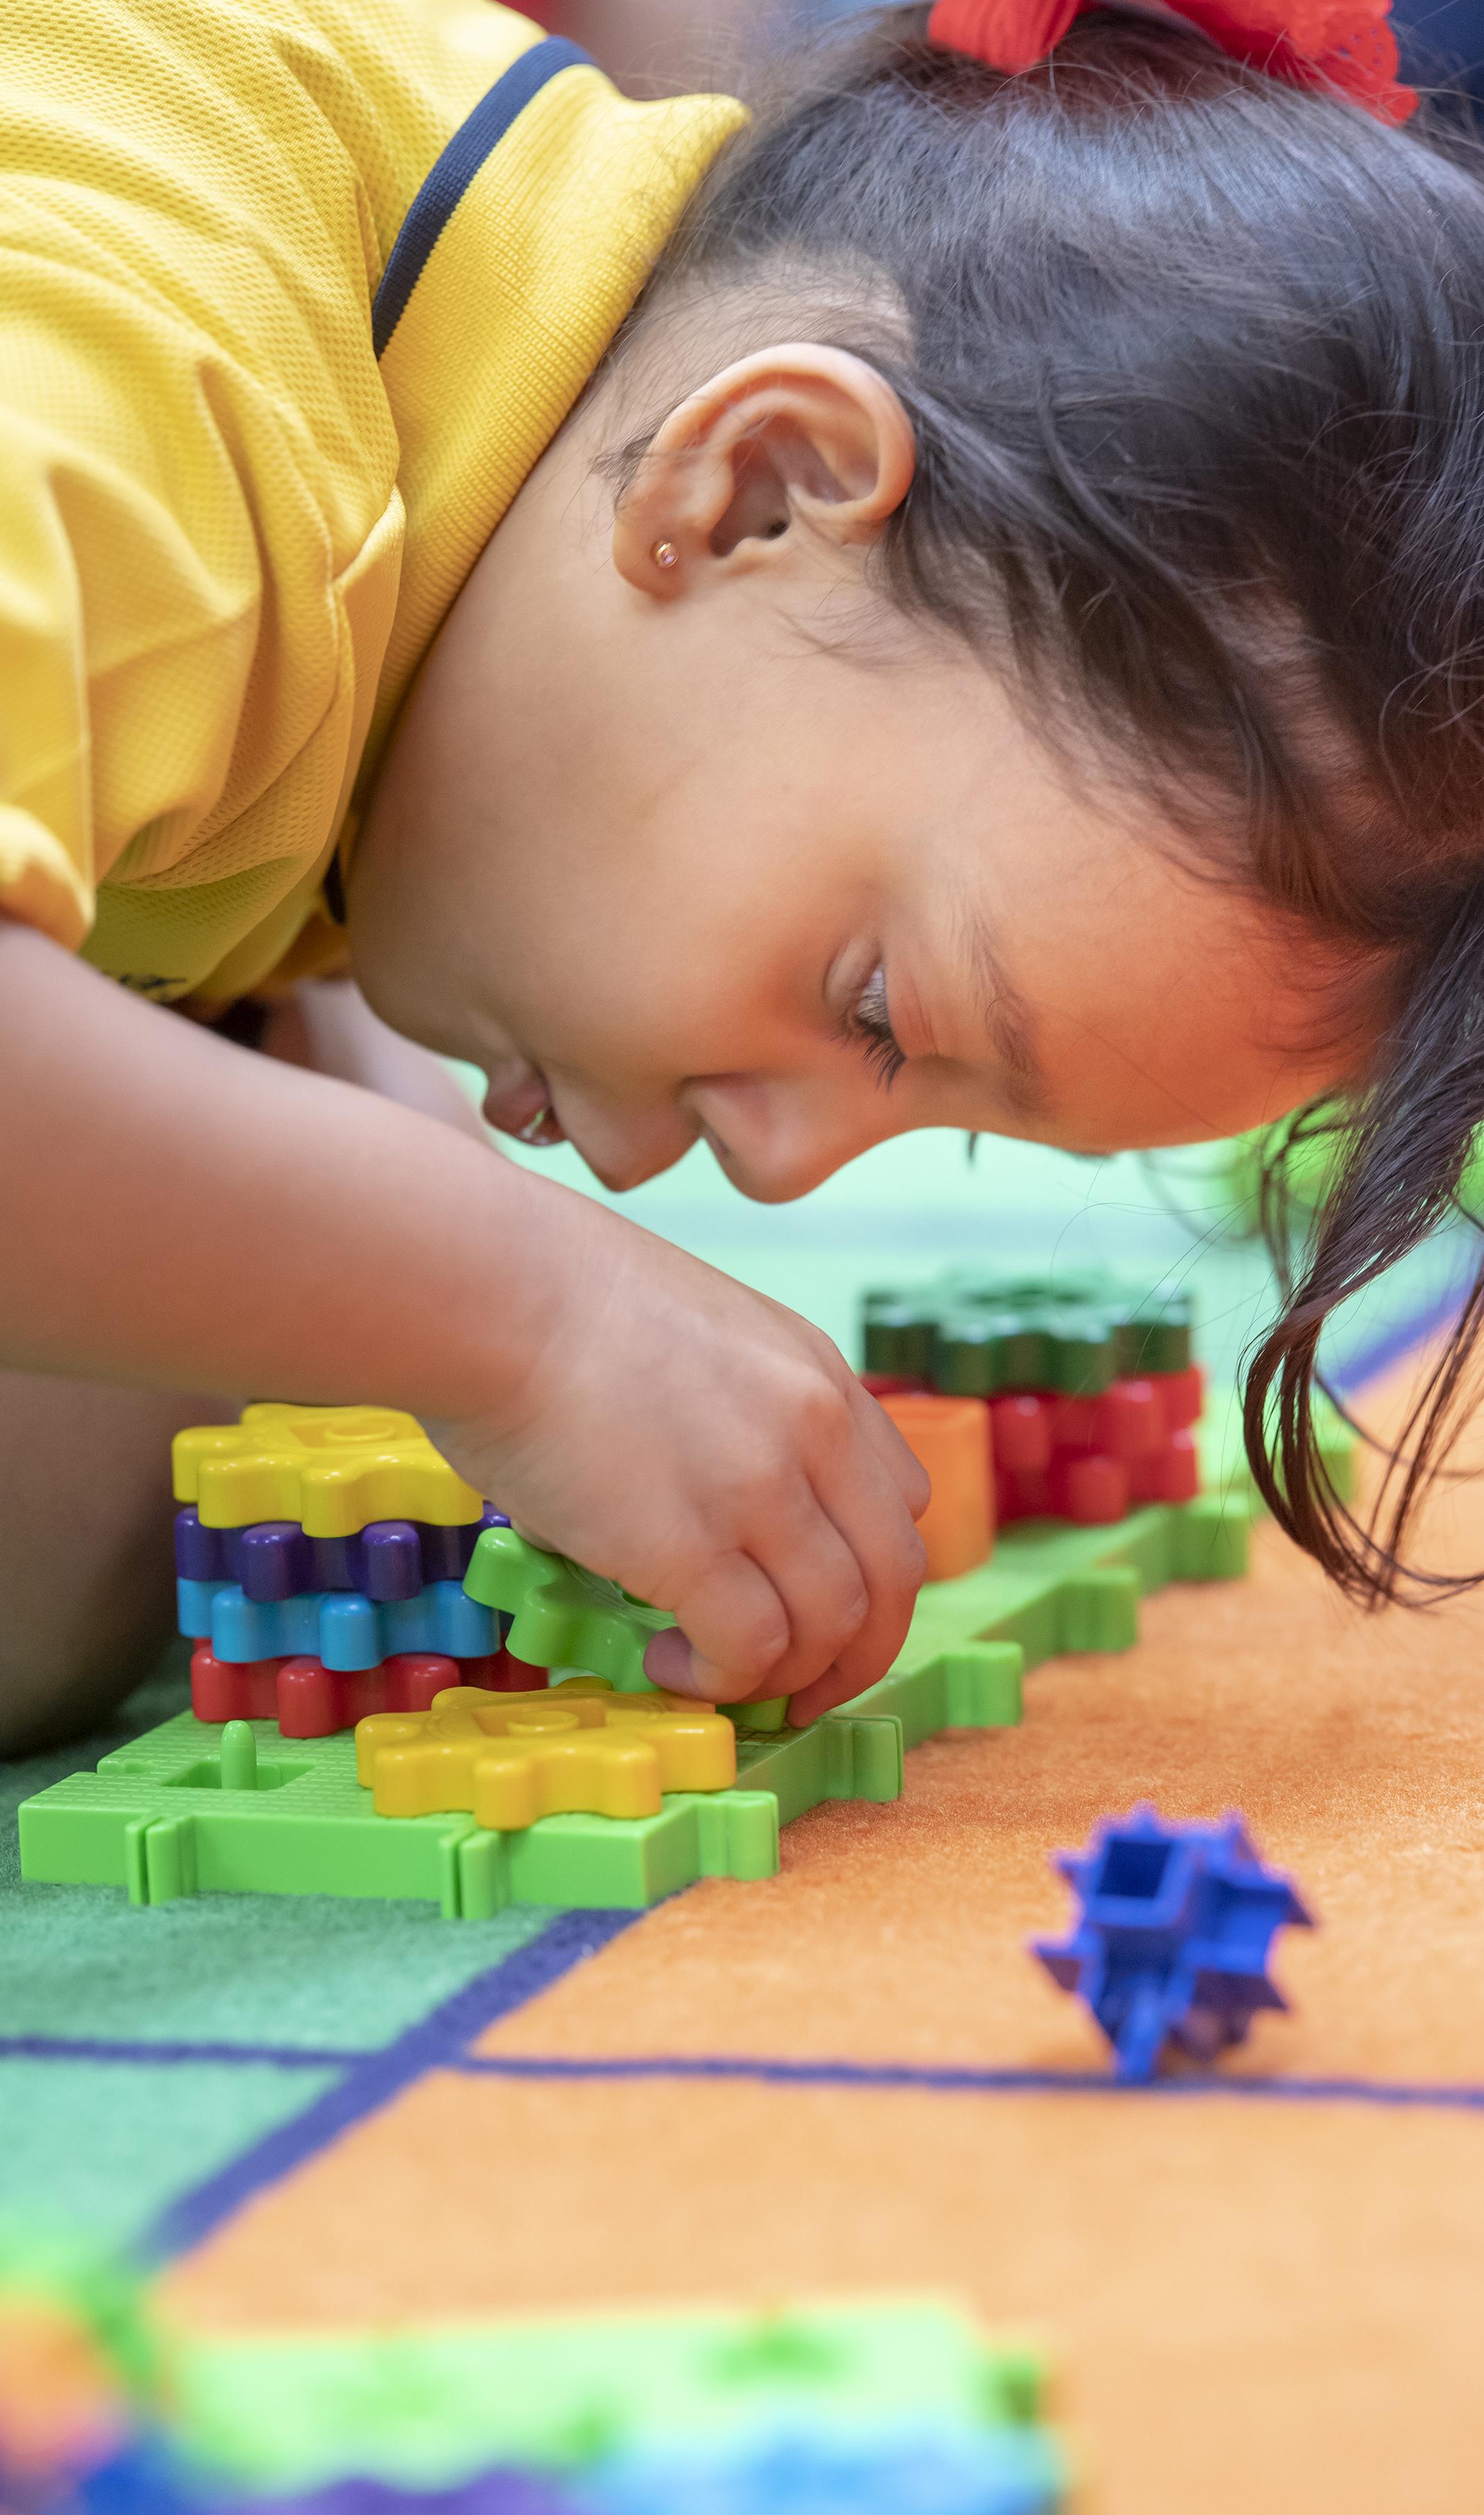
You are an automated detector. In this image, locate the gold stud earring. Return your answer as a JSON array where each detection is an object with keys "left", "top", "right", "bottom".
[{"left": 652, "top": 540, "right": 680, "bottom": 572}]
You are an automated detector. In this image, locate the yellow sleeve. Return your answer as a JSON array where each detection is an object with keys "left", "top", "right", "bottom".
[
  {"left": 0, "top": 257, "right": 268, "bottom": 958},
  {"left": 0, "top": 0, "right": 444, "bottom": 988},
  {"left": 0, "top": 417, "right": 96, "bottom": 948}
]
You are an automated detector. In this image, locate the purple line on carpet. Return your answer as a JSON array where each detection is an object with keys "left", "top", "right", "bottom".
[
  {"left": 0, "top": 2034, "right": 358, "bottom": 2068},
  {"left": 138, "top": 1909, "right": 643, "bottom": 2265},
  {"left": 1327, "top": 1274, "right": 1478, "bottom": 1400},
  {"left": 6, "top": 2032, "right": 1482, "bottom": 2114},
  {"left": 455, "top": 2051, "right": 1484, "bottom": 2113}
]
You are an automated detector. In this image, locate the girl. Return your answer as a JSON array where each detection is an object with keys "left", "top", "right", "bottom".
[{"left": 3, "top": 0, "right": 1482, "bottom": 1753}]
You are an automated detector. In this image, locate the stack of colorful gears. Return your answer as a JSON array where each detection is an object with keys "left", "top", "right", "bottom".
[
  {"left": 862, "top": 1270, "right": 1203, "bottom": 1529},
  {"left": 173, "top": 1404, "right": 537, "bottom": 1739}
]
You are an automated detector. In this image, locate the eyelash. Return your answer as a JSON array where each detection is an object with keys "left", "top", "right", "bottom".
[{"left": 842, "top": 966, "right": 906, "bottom": 1090}]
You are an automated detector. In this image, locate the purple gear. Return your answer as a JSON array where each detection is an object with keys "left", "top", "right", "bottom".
[{"left": 175, "top": 1507, "right": 508, "bottom": 1602}]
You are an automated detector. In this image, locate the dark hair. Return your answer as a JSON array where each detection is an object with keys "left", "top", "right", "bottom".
[{"left": 617, "top": 3, "right": 1484, "bottom": 1604}]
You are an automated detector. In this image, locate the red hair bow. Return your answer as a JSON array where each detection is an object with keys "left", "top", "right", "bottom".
[{"left": 926, "top": 0, "right": 1417, "bottom": 122}]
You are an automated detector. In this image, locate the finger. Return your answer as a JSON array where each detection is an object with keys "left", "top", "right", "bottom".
[
  {"left": 717, "top": 1497, "right": 874, "bottom": 1699},
  {"left": 846, "top": 1379, "right": 932, "bottom": 1521},
  {"left": 509, "top": 1517, "right": 563, "bottom": 1554},
  {"left": 749, "top": 1299, "right": 928, "bottom": 1519},
  {"left": 733, "top": 1672, "right": 794, "bottom": 1708},
  {"left": 644, "top": 1552, "right": 790, "bottom": 1700},
  {"left": 787, "top": 1659, "right": 881, "bottom": 1726},
  {"left": 643, "top": 1622, "right": 767, "bottom": 1704},
  {"left": 654, "top": 1476, "right": 887, "bottom": 1701},
  {"left": 803, "top": 1441, "right": 928, "bottom": 1697}
]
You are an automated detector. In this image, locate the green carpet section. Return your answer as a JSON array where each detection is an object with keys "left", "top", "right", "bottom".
[
  {"left": 0, "top": 2057, "right": 341, "bottom": 2250},
  {"left": 2, "top": 1656, "right": 553, "bottom": 2048},
  {"left": 2, "top": 1877, "right": 552, "bottom": 2048},
  {"left": 0, "top": 1652, "right": 560, "bottom": 2240}
]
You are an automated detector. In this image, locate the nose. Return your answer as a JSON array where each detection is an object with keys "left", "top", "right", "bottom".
[{"left": 687, "top": 1076, "right": 895, "bottom": 1203}]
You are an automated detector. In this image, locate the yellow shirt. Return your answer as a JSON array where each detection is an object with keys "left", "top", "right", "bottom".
[{"left": 0, "top": 0, "right": 742, "bottom": 1002}]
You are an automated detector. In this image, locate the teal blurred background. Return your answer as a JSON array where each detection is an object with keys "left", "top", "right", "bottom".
[{"left": 486, "top": 1116, "right": 1478, "bottom": 1450}]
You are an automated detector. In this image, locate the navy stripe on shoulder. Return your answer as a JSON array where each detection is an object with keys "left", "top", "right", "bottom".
[{"left": 372, "top": 37, "right": 592, "bottom": 360}]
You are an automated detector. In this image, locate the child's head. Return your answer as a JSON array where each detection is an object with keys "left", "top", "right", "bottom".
[{"left": 354, "top": 6, "right": 1484, "bottom": 1597}]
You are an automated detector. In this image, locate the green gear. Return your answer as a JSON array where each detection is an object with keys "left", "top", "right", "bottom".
[{"left": 462, "top": 1525, "right": 672, "bottom": 1691}]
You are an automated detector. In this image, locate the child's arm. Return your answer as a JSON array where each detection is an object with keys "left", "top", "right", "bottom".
[{"left": 0, "top": 924, "right": 928, "bottom": 1713}]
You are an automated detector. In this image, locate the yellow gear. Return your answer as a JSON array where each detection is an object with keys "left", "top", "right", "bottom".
[{"left": 356, "top": 1675, "right": 737, "bottom": 1827}]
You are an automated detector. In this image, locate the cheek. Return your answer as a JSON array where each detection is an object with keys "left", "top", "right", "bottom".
[
  {"left": 1034, "top": 964, "right": 1333, "bottom": 1147},
  {"left": 521, "top": 924, "right": 780, "bottom": 1081},
  {"left": 537, "top": 891, "right": 840, "bottom": 1081}
]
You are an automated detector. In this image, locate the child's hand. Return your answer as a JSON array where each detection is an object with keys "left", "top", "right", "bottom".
[{"left": 425, "top": 1192, "right": 929, "bottom": 1720}]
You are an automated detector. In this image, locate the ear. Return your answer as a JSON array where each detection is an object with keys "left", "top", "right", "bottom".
[{"left": 612, "top": 344, "right": 917, "bottom": 599}]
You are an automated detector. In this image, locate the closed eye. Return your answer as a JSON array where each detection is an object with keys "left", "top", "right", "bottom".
[{"left": 840, "top": 965, "right": 906, "bottom": 1090}]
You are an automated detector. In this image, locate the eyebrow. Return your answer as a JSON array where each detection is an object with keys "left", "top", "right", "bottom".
[{"left": 961, "top": 906, "right": 1046, "bottom": 1118}]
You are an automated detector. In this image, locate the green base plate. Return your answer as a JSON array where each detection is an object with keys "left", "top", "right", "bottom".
[{"left": 19, "top": 1495, "right": 1249, "bottom": 1914}]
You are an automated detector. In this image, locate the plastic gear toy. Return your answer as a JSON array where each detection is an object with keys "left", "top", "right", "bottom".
[
  {"left": 862, "top": 1268, "right": 1194, "bottom": 1397},
  {"left": 355, "top": 1676, "right": 738, "bottom": 1827},
  {"left": 1033, "top": 1802, "right": 1315, "bottom": 2082},
  {"left": 173, "top": 1404, "right": 484, "bottom": 1537},
  {"left": 462, "top": 1524, "right": 674, "bottom": 1688}
]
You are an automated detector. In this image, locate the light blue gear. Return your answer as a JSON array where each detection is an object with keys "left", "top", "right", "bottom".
[{"left": 180, "top": 1577, "right": 497, "bottom": 1670}]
